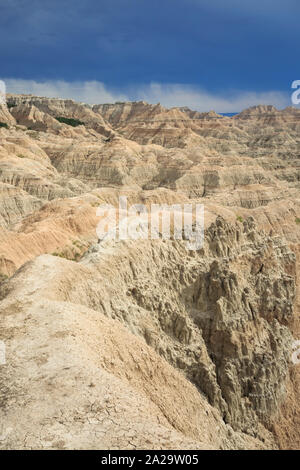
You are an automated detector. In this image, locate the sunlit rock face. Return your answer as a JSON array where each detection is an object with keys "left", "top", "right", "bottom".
[{"left": 0, "top": 95, "right": 299, "bottom": 449}]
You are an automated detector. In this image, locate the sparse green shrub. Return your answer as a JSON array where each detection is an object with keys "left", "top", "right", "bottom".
[
  {"left": 236, "top": 215, "right": 243, "bottom": 223},
  {"left": 52, "top": 251, "right": 68, "bottom": 259},
  {"left": 0, "top": 273, "right": 8, "bottom": 283},
  {"left": 72, "top": 240, "right": 84, "bottom": 247},
  {"left": 55, "top": 116, "right": 84, "bottom": 127},
  {"left": 295, "top": 217, "right": 300, "bottom": 225},
  {"left": 73, "top": 252, "right": 81, "bottom": 261},
  {"left": 0, "top": 122, "right": 8, "bottom": 129},
  {"left": 52, "top": 249, "right": 81, "bottom": 261},
  {"left": 26, "top": 130, "right": 39, "bottom": 139}
]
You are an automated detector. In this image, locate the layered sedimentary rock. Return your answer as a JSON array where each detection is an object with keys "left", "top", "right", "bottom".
[
  {"left": 7, "top": 94, "right": 114, "bottom": 138},
  {"left": 0, "top": 94, "right": 299, "bottom": 449},
  {"left": 0, "top": 104, "right": 16, "bottom": 125}
]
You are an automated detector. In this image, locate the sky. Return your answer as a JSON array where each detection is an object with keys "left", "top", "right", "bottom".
[{"left": 0, "top": 0, "right": 299, "bottom": 112}]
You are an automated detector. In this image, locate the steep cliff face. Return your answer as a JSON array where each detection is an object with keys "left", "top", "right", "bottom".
[
  {"left": 0, "top": 95, "right": 299, "bottom": 449},
  {"left": 93, "top": 101, "right": 170, "bottom": 126},
  {"left": 0, "top": 216, "right": 295, "bottom": 449},
  {"left": 0, "top": 104, "right": 16, "bottom": 125},
  {"left": 77, "top": 216, "right": 295, "bottom": 438},
  {"left": 6, "top": 95, "right": 114, "bottom": 138}
]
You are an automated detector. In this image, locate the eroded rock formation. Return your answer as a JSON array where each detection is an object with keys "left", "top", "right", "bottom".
[{"left": 0, "top": 95, "right": 299, "bottom": 449}]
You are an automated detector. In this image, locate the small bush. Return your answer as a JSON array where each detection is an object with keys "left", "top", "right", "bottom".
[
  {"left": 0, "top": 273, "right": 8, "bottom": 283},
  {"left": 0, "top": 122, "right": 8, "bottom": 129},
  {"left": 52, "top": 251, "right": 67, "bottom": 259},
  {"left": 295, "top": 217, "right": 300, "bottom": 225},
  {"left": 72, "top": 239, "right": 84, "bottom": 248},
  {"left": 7, "top": 103, "right": 16, "bottom": 109},
  {"left": 236, "top": 215, "right": 243, "bottom": 223},
  {"left": 26, "top": 130, "right": 39, "bottom": 139},
  {"left": 52, "top": 250, "right": 81, "bottom": 261},
  {"left": 55, "top": 116, "right": 84, "bottom": 127},
  {"left": 73, "top": 252, "right": 81, "bottom": 261}
]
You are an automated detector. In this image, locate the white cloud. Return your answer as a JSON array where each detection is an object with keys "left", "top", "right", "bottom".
[
  {"left": 3, "top": 78, "right": 290, "bottom": 113},
  {"left": 135, "top": 82, "right": 290, "bottom": 113},
  {"left": 4, "top": 79, "right": 128, "bottom": 105}
]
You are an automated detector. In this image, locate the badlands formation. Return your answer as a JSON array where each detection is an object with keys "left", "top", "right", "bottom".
[{"left": 0, "top": 95, "right": 299, "bottom": 450}]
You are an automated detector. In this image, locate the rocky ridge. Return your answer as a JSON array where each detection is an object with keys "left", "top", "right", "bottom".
[{"left": 0, "top": 95, "right": 299, "bottom": 449}]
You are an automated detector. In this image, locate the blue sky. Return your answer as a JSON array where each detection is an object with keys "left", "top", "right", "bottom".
[{"left": 1, "top": 0, "right": 299, "bottom": 111}]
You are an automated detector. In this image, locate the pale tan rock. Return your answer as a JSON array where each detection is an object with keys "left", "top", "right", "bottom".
[
  {"left": 7, "top": 94, "right": 114, "bottom": 137},
  {"left": 0, "top": 104, "right": 16, "bottom": 125},
  {"left": 0, "top": 95, "right": 300, "bottom": 449}
]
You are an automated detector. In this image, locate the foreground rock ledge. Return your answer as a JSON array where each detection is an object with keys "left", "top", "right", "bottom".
[{"left": 0, "top": 216, "right": 296, "bottom": 449}]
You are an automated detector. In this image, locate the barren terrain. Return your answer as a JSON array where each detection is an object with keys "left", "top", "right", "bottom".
[{"left": 0, "top": 95, "right": 299, "bottom": 449}]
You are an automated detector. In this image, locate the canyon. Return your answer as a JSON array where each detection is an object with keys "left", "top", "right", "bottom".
[{"left": 0, "top": 95, "right": 299, "bottom": 449}]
